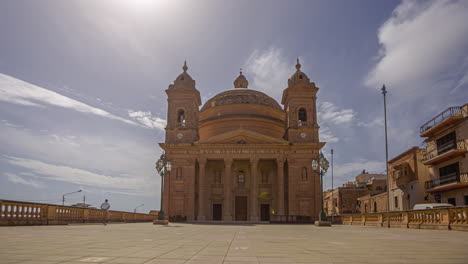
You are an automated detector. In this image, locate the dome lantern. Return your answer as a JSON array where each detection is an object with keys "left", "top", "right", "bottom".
[{"left": 233, "top": 69, "right": 249, "bottom": 89}]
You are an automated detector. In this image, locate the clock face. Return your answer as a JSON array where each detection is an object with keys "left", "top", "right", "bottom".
[
  {"left": 300, "top": 132, "right": 306, "bottom": 138},
  {"left": 177, "top": 133, "right": 183, "bottom": 139}
]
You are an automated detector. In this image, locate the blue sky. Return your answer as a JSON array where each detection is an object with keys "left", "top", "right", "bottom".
[{"left": 1, "top": 0, "right": 467, "bottom": 212}]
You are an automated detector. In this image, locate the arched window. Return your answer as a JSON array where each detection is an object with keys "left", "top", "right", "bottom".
[
  {"left": 261, "top": 170, "right": 268, "bottom": 184},
  {"left": 237, "top": 170, "right": 245, "bottom": 185},
  {"left": 213, "top": 170, "right": 221, "bottom": 184},
  {"left": 176, "top": 167, "right": 183, "bottom": 180},
  {"left": 177, "top": 109, "right": 186, "bottom": 126},
  {"left": 298, "top": 108, "right": 307, "bottom": 122},
  {"left": 301, "top": 167, "right": 308, "bottom": 181},
  {"left": 374, "top": 202, "right": 377, "bottom": 212}
]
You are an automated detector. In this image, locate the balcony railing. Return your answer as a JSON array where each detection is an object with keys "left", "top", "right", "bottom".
[
  {"left": 342, "top": 206, "right": 468, "bottom": 231},
  {"left": 437, "top": 140, "right": 456, "bottom": 154},
  {"left": 422, "top": 139, "right": 467, "bottom": 163},
  {"left": 425, "top": 172, "right": 468, "bottom": 189},
  {"left": 420, "top": 106, "right": 463, "bottom": 134},
  {"left": 0, "top": 199, "right": 156, "bottom": 226}
]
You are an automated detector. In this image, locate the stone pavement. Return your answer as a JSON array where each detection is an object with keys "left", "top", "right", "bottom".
[{"left": 0, "top": 223, "right": 467, "bottom": 264}]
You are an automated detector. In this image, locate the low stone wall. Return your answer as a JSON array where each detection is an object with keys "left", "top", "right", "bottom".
[
  {"left": 0, "top": 199, "right": 156, "bottom": 226},
  {"left": 270, "top": 215, "right": 315, "bottom": 224},
  {"left": 342, "top": 206, "right": 468, "bottom": 231}
]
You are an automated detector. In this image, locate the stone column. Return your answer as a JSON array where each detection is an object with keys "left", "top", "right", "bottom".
[
  {"left": 162, "top": 165, "right": 171, "bottom": 220},
  {"left": 277, "top": 158, "right": 285, "bottom": 216},
  {"left": 184, "top": 158, "right": 196, "bottom": 220},
  {"left": 223, "top": 158, "right": 233, "bottom": 221},
  {"left": 197, "top": 158, "right": 207, "bottom": 221},
  {"left": 250, "top": 158, "right": 259, "bottom": 221}
]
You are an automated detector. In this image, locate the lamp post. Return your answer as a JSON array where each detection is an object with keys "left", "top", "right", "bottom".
[
  {"left": 312, "top": 152, "right": 329, "bottom": 222},
  {"left": 62, "top": 190, "right": 82, "bottom": 206},
  {"left": 382, "top": 84, "right": 390, "bottom": 228},
  {"left": 331, "top": 148, "right": 334, "bottom": 224},
  {"left": 134, "top": 204, "right": 144, "bottom": 213},
  {"left": 156, "top": 153, "right": 172, "bottom": 220}
]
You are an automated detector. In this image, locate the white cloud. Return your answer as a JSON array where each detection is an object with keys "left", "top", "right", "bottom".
[
  {"left": 5, "top": 172, "right": 45, "bottom": 189},
  {"left": 320, "top": 126, "right": 338, "bottom": 143},
  {"left": 318, "top": 102, "right": 356, "bottom": 125},
  {"left": 3, "top": 155, "right": 150, "bottom": 196},
  {"left": 357, "top": 117, "right": 384, "bottom": 128},
  {"left": 0, "top": 73, "right": 140, "bottom": 127},
  {"left": 128, "top": 110, "right": 166, "bottom": 130},
  {"left": 334, "top": 160, "right": 386, "bottom": 180},
  {"left": 244, "top": 47, "right": 293, "bottom": 102},
  {"left": 365, "top": 0, "right": 468, "bottom": 95}
]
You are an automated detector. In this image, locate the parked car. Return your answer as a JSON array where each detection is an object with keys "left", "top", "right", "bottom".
[{"left": 413, "top": 203, "right": 454, "bottom": 210}]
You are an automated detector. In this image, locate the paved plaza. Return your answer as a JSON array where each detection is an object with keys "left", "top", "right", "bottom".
[{"left": 1, "top": 223, "right": 467, "bottom": 264}]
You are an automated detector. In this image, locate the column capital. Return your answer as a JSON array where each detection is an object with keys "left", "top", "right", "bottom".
[
  {"left": 276, "top": 157, "right": 286, "bottom": 167},
  {"left": 224, "top": 158, "right": 233, "bottom": 167},
  {"left": 197, "top": 157, "right": 207, "bottom": 166},
  {"left": 250, "top": 157, "right": 259, "bottom": 165}
]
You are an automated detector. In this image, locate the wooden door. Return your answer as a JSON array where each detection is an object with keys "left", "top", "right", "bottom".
[
  {"left": 235, "top": 196, "right": 247, "bottom": 221},
  {"left": 213, "top": 204, "right": 222, "bottom": 221},
  {"left": 260, "top": 204, "right": 270, "bottom": 221}
]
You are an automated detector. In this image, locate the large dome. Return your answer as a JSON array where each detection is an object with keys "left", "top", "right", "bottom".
[
  {"left": 201, "top": 88, "right": 282, "bottom": 111},
  {"left": 198, "top": 88, "right": 285, "bottom": 141}
]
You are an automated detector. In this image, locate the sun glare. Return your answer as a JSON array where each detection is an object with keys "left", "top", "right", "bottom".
[{"left": 117, "top": 0, "right": 170, "bottom": 12}]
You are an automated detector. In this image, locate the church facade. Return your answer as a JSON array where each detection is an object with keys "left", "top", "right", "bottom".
[{"left": 160, "top": 60, "right": 325, "bottom": 222}]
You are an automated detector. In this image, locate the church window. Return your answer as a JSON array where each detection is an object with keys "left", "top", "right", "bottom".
[
  {"left": 298, "top": 108, "right": 307, "bottom": 122},
  {"left": 214, "top": 170, "right": 222, "bottom": 184},
  {"left": 176, "top": 167, "right": 183, "bottom": 180},
  {"left": 261, "top": 170, "right": 269, "bottom": 184},
  {"left": 301, "top": 167, "right": 308, "bottom": 181},
  {"left": 237, "top": 171, "right": 245, "bottom": 185},
  {"left": 177, "top": 109, "right": 186, "bottom": 126},
  {"left": 299, "top": 75, "right": 303, "bottom": 79}
]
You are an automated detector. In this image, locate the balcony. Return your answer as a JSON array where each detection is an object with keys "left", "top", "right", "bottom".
[
  {"left": 420, "top": 106, "right": 465, "bottom": 137},
  {"left": 422, "top": 140, "right": 467, "bottom": 165},
  {"left": 425, "top": 172, "right": 468, "bottom": 192}
]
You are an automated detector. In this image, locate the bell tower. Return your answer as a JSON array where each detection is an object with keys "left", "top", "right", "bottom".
[
  {"left": 282, "top": 59, "right": 319, "bottom": 143},
  {"left": 165, "top": 61, "right": 201, "bottom": 143}
]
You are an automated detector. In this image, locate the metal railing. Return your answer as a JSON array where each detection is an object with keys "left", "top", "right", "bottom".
[
  {"left": 424, "top": 172, "right": 468, "bottom": 189},
  {"left": 420, "top": 106, "right": 463, "bottom": 134},
  {"left": 437, "top": 140, "right": 457, "bottom": 154},
  {"left": 422, "top": 139, "right": 467, "bottom": 162}
]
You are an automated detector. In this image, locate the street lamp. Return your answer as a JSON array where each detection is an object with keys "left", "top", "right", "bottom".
[
  {"left": 62, "top": 190, "right": 82, "bottom": 206},
  {"left": 312, "top": 152, "right": 329, "bottom": 222},
  {"left": 382, "top": 84, "right": 391, "bottom": 228},
  {"left": 134, "top": 204, "right": 144, "bottom": 213},
  {"left": 156, "top": 153, "right": 172, "bottom": 220},
  {"left": 331, "top": 148, "right": 334, "bottom": 224}
]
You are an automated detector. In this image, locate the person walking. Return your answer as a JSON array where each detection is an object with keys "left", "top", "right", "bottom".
[{"left": 100, "top": 199, "right": 110, "bottom": 225}]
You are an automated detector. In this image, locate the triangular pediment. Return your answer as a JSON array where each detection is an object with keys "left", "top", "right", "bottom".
[{"left": 196, "top": 129, "right": 288, "bottom": 145}]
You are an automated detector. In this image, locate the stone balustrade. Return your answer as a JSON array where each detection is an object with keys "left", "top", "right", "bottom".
[
  {"left": 0, "top": 200, "right": 156, "bottom": 226},
  {"left": 342, "top": 206, "right": 468, "bottom": 231}
]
